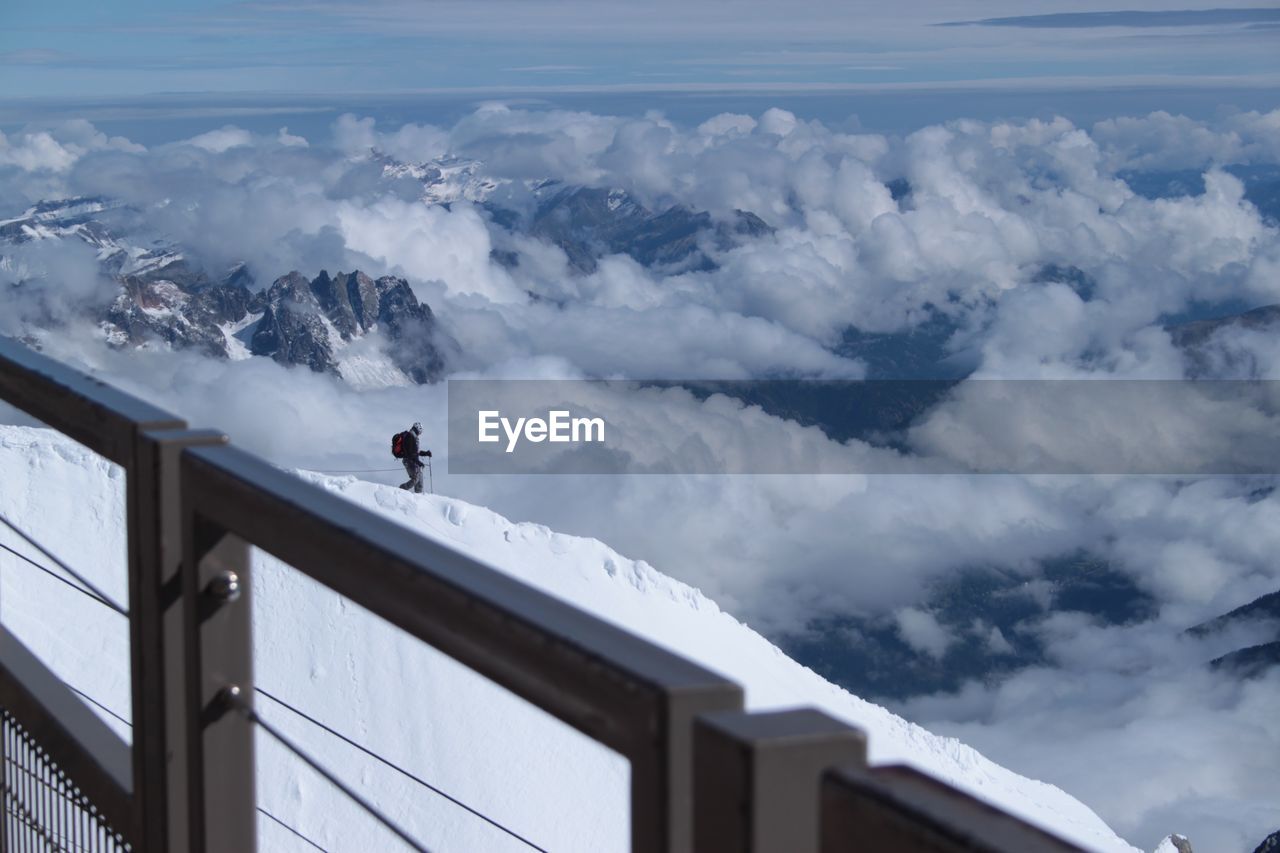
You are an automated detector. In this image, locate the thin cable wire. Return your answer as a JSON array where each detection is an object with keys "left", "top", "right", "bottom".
[
  {"left": 0, "top": 511, "right": 127, "bottom": 616},
  {"left": 0, "top": 541, "right": 124, "bottom": 616},
  {"left": 308, "top": 468, "right": 404, "bottom": 474},
  {"left": 65, "top": 685, "right": 131, "bottom": 730},
  {"left": 228, "top": 692, "right": 433, "bottom": 853},
  {"left": 255, "top": 687, "right": 546, "bottom": 852},
  {"left": 258, "top": 806, "right": 330, "bottom": 853}
]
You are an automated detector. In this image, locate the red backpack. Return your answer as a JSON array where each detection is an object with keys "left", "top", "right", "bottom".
[{"left": 391, "top": 431, "right": 409, "bottom": 459}]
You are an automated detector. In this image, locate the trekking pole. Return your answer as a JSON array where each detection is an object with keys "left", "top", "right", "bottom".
[{"left": 428, "top": 458, "right": 434, "bottom": 494}]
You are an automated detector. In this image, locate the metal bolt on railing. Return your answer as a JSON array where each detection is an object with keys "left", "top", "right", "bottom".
[{"left": 204, "top": 571, "right": 241, "bottom": 603}]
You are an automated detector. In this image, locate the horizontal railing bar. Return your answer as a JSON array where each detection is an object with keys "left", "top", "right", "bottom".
[
  {"left": 0, "top": 625, "right": 134, "bottom": 838},
  {"left": 182, "top": 443, "right": 742, "bottom": 758},
  {"left": 821, "top": 764, "right": 1083, "bottom": 853},
  {"left": 0, "top": 336, "right": 183, "bottom": 465}
]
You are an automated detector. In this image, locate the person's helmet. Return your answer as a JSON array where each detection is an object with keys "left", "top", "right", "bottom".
[{"left": 412, "top": 422, "right": 423, "bottom": 435}]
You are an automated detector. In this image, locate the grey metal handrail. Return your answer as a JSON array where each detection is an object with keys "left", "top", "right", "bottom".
[
  {"left": 821, "top": 764, "right": 1084, "bottom": 852},
  {"left": 0, "top": 337, "right": 182, "bottom": 464},
  {"left": 0, "top": 334, "right": 1092, "bottom": 853}
]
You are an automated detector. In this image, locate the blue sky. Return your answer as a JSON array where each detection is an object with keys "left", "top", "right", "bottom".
[{"left": 3, "top": 1, "right": 1279, "bottom": 99}]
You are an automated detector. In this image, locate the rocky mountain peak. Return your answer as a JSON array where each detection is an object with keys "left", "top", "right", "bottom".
[
  {"left": 270, "top": 270, "right": 316, "bottom": 302},
  {"left": 248, "top": 269, "right": 446, "bottom": 383},
  {"left": 98, "top": 263, "right": 448, "bottom": 385},
  {"left": 1154, "top": 834, "right": 1194, "bottom": 853},
  {"left": 104, "top": 266, "right": 257, "bottom": 358}
]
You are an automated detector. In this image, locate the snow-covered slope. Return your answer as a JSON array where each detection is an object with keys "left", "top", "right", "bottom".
[
  {"left": 0, "top": 196, "right": 181, "bottom": 277},
  {"left": 0, "top": 425, "right": 1139, "bottom": 852}
]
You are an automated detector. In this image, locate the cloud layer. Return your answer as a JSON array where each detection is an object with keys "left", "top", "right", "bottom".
[
  {"left": 3, "top": 104, "right": 1280, "bottom": 850},
  {"left": 5, "top": 106, "right": 1280, "bottom": 619}
]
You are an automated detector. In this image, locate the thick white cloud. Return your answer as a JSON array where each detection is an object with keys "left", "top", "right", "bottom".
[
  {"left": 0, "top": 239, "right": 109, "bottom": 335},
  {"left": 6, "top": 108, "right": 1280, "bottom": 590},
  {"left": 903, "top": 616, "right": 1280, "bottom": 852},
  {"left": 183, "top": 125, "right": 254, "bottom": 153},
  {"left": 7, "top": 109, "right": 1280, "bottom": 618},
  {"left": 1094, "top": 109, "right": 1280, "bottom": 172},
  {"left": 0, "top": 120, "right": 142, "bottom": 173},
  {"left": 335, "top": 198, "right": 523, "bottom": 302},
  {"left": 333, "top": 113, "right": 448, "bottom": 162},
  {"left": 894, "top": 607, "right": 953, "bottom": 659},
  {"left": 277, "top": 126, "right": 309, "bottom": 148}
]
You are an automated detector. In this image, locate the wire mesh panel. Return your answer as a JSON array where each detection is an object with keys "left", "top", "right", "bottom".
[{"left": 1, "top": 709, "right": 131, "bottom": 853}]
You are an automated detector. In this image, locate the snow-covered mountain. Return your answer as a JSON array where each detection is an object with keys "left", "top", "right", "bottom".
[
  {"left": 0, "top": 196, "right": 180, "bottom": 278},
  {"left": 0, "top": 225, "right": 452, "bottom": 388},
  {"left": 0, "top": 423, "right": 1141, "bottom": 852},
  {"left": 375, "top": 151, "right": 511, "bottom": 206},
  {"left": 100, "top": 266, "right": 449, "bottom": 387},
  {"left": 372, "top": 151, "right": 774, "bottom": 274},
  {"left": 246, "top": 269, "right": 448, "bottom": 385},
  {"left": 1, "top": 163, "right": 774, "bottom": 381}
]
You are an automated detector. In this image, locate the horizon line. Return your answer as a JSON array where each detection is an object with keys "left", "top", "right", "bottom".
[{"left": 3, "top": 72, "right": 1280, "bottom": 105}]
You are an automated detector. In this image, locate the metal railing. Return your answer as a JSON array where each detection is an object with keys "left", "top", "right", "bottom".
[{"left": 0, "top": 335, "right": 1085, "bottom": 853}]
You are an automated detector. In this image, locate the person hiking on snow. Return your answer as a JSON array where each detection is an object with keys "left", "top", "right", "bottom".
[{"left": 395, "top": 422, "right": 432, "bottom": 493}]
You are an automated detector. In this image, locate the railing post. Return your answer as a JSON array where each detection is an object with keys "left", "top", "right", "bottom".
[
  {"left": 128, "top": 429, "right": 227, "bottom": 853},
  {"left": 632, "top": 684, "right": 744, "bottom": 853},
  {"left": 694, "top": 709, "right": 867, "bottom": 853},
  {"left": 181, "top": 467, "right": 255, "bottom": 853}
]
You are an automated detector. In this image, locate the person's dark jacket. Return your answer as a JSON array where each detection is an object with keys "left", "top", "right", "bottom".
[{"left": 402, "top": 430, "right": 431, "bottom": 464}]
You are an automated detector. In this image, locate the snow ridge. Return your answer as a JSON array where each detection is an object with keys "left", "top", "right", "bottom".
[{"left": 296, "top": 470, "right": 1137, "bottom": 853}]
